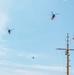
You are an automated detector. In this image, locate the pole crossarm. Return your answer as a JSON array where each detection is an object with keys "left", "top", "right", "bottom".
[
  {"left": 56, "top": 48, "right": 66, "bottom": 50},
  {"left": 56, "top": 48, "right": 74, "bottom": 51}
]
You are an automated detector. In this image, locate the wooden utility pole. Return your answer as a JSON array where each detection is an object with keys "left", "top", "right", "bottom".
[{"left": 56, "top": 33, "right": 74, "bottom": 75}]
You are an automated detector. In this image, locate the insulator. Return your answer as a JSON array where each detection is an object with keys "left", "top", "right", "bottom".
[{"left": 65, "top": 51, "right": 67, "bottom": 55}]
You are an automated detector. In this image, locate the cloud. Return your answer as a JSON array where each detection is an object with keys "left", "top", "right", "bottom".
[
  {"left": 0, "top": 14, "right": 7, "bottom": 36},
  {"left": 0, "top": 0, "right": 13, "bottom": 10},
  {"left": 0, "top": 60, "right": 74, "bottom": 75},
  {"left": 15, "top": 50, "right": 50, "bottom": 59},
  {"left": 0, "top": 47, "right": 40, "bottom": 58},
  {"left": 0, "top": 0, "right": 13, "bottom": 35},
  {"left": 15, "top": 70, "right": 46, "bottom": 75},
  {"left": 0, "top": 60, "right": 65, "bottom": 72},
  {"left": 30, "top": 65, "right": 65, "bottom": 72},
  {"left": 0, "top": 38, "right": 6, "bottom": 42},
  {"left": 0, "top": 12, "right": 8, "bottom": 35},
  {"left": 0, "top": 68, "right": 47, "bottom": 75},
  {"left": 16, "top": 51, "right": 39, "bottom": 58},
  {"left": 0, "top": 47, "right": 7, "bottom": 56},
  {"left": 0, "top": 47, "right": 13, "bottom": 56}
]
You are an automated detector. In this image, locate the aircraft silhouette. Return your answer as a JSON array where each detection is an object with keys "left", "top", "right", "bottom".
[
  {"left": 7, "top": 28, "right": 14, "bottom": 34},
  {"left": 51, "top": 11, "right": 59, "bottom": 20}
]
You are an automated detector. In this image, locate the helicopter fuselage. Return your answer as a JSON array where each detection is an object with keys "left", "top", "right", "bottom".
[
  {"left": 8, "top": 30, "right": 11, "bottom": 34},
  {"left": 51, "top": 14, "right": 55, "bottom": 20}
]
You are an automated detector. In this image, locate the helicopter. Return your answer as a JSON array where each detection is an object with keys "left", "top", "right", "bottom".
[
  {"left": 51, "top": 11, "right": 59, "bottom": 20},
  {"left": 7, "top": 28, "right": 14, "bottom": 34}
]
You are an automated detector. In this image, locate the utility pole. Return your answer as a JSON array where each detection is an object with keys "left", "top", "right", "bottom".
[{"left": 56, "top": 33, "right": 74, "bottom": 75}]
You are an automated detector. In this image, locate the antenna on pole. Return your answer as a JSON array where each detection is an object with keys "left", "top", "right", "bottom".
[{"left": 56, "top": 33, "right": 74, "bottom": 75}]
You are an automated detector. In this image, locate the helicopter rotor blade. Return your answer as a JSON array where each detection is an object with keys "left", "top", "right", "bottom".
[
  {"left": 48, "top": 14, "right": 52, "bottom": 15},
  {"left": 7, "top": 27, "right": 14, "bottom": 31},
  {"left": 55, "top": 13, "right": 60, "bottom": 15},
  {"left": 7, "top": 27, "right": 9, "bottom": 30},
  {"left": 11, "top": 29, "right": 14, "bottom": 30},
  {"left": 51, "top": 11, "right": 53, "bottom": 14}
]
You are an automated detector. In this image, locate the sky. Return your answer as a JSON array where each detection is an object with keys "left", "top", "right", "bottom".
[{"left": 0, "top": 0, "right": 74, "bottom": 75}]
